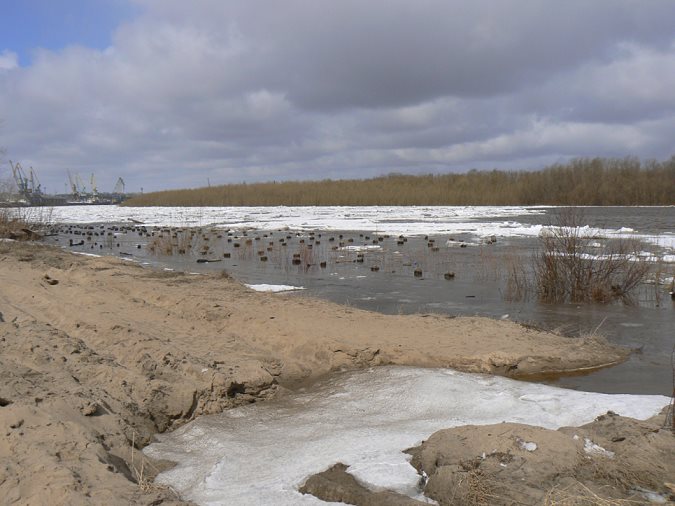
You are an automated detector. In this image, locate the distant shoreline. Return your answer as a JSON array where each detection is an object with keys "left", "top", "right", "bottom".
[{"left": 123, "top": 156, "right": 675, "bottom": 207}]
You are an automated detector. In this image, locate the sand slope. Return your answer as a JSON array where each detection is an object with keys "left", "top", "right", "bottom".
[
  {"left": 409, "top": 411, "right": 675, "bottom": 505},
  {"left": 0, "top": 242, "right": 631, "bottom": 505}
]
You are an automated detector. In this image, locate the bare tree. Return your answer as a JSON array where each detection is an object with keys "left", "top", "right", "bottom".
[{"left": 0, "top": 146, "right": 18, "bottom": 201}]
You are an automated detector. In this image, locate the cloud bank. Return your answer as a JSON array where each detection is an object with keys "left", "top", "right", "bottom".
[{"left": 1, "top": 0, "right": 674, "bottom": 192}]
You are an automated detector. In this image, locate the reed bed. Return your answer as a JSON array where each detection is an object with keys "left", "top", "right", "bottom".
[{"left": 124, "top": 157, "right": 675, "bottom": 207}]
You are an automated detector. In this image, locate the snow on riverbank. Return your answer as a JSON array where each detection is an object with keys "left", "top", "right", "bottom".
[{"left": 144, "top": 366, "right": 669, "bottom": 506}]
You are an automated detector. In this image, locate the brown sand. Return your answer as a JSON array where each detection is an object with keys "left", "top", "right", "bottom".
[
  {"left": 301, "top": 412, "right": 675, "bottom": 505},
  {"left": 407, "top": 410, "right": 675, "bottom": 505},
  {"left": 0, "top": 242, "right": 635, "bottom": 505},
  {"left": 299, "top": 463, "right": 425, "bottom": 506}
]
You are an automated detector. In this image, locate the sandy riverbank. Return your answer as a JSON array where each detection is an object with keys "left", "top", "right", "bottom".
[
  {"left": 302, "top": 411, "right": 675, "bottom": 505},
  {"left": 0, "top": 241, "right": 646, "bottom": 505}
]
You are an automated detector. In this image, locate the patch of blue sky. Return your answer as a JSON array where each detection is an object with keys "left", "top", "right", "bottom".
[{"left": 1, "top": 0, "right": 139, "bottom": 65}]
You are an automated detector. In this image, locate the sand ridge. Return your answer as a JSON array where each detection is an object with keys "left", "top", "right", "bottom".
[{"left": 0, "top": 242, "right": 633, "bottom": 504}]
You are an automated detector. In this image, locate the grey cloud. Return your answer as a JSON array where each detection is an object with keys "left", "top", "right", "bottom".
[
  {"left": 172, "top": 0, "right": 675, "bottom": 109},
  {"left": 1, "top": 0, "right": 675, "bottom": 191}
]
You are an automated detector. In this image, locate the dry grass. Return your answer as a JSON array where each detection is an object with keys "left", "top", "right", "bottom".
[
  {"left": 0, "top": 208, "right": 23, "bottom": 237},
  {"left": 544, "top": 481, "right": 649, "bottom": 505},
  {"left": 123, "top": 156, "right": 675, "bottom": 207},
  {"left": 461, "top": 469, "right": 499, "bottom": 506},
  {"left": 0, "top": 206, "right": 52, "bottom": 239},
  {"left": 129, "top": 431, "right": 180, "bottom": 497},
  {"left": 666, "top": 345, "right": 675, "bottom": 434},
  {"left": 451, "top": 462, "right": 504, "bottom": 506}
]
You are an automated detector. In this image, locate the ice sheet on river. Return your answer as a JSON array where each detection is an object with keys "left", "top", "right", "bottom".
[
  {"left": 38, "top": 205, "right": 675, "bottom": 251},
  {"left": 144, "top": 366, "right": 669, "bottom": 506},
  {"left": 43, "top": 204, "right": 544, "bottom": 232}
]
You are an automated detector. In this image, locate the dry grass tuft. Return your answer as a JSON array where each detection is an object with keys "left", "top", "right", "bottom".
[
  {"left": 450, "top": 459, "right": 506, "bottom": 506},
  {"left": 544, "top": 481, "right": 647, "bottom": 505},
  {"left": 129, "top": 431, "right": 180, "bottom": 497}
]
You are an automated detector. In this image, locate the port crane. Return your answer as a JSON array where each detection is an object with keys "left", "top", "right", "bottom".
[
  {"left": 67, "top": 169, "right": 83, "bottom": 200},
  {"left": 67, "top": 170, "right": 99, "bottom": 202},
  {"left": 90, "top": 173, "right": 98, "bottom": 201},
  {"left": 9, "top": 160, "right": 43, "bottom": 203},
  {"left": 5, "top": 162, "right": 128, "bottom": 205},
  {"left": 113, "top": 177, "right": 125, "bottom": 196}
]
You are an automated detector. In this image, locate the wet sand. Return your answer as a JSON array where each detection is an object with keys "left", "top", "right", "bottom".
[{"left": 0, "top": 241, "right": 643, "bottom": 505}]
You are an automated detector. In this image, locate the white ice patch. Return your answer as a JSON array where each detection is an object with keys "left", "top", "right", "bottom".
[
  {"left": 144, "top": 366, "right": 668, "bottom": 506},
  {"left": 71, "top": 251, "right": 102, "bottom": 258},
  {"left": 245, "top": 284, "right": 305, "bottom": 292},
  {"left": 583, "top": 437, "right": 615, "bottom": 458},
  {"left": 548, "top": 251, "right": 671, "bottom": 264},
  {"left": 340, "top": 245, "right": 382, "bottom": 252},
  {"left": 632, "top": 486, "right": 669, "bottom": 503},
  {"left": 519, "top": 441, "right": 538, "bottom": 452}
]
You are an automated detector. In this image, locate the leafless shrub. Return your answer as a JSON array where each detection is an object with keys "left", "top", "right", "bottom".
[
  {"left": 0, "top": 206, "right": 52, "bottom": 239},
  {"left": 534, "top": 210, "right": 650, "bottom": 304},
  {"left": 0, "top": 173, "right": 17, "bottom": 200},
  {"left": 0, "top": 208, "right": 20, "bottom": 238},
  {"left": 647, "top": 259, "right": 675, "bottom": 306},
  {"left": 665, "top": 344, "right": 675, "bottom": 434}
]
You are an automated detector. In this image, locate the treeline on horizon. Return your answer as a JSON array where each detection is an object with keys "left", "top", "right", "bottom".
[{"left": 124, "top": 156, "right": 675, "bottom": 207}]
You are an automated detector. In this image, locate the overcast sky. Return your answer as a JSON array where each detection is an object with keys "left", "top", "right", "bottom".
[{"left": 1, "top": 0, "right": 674, "bottom": 193}]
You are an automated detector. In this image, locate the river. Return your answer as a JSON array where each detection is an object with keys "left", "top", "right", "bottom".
[{"left": 42, "top": 205, "right": 675, "bottom": 395}]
